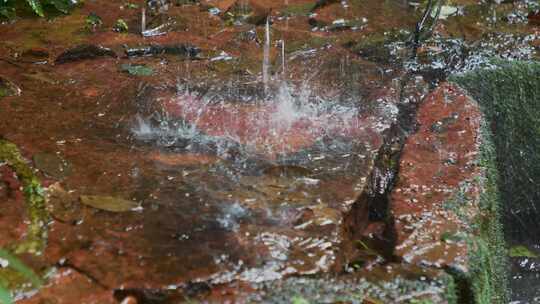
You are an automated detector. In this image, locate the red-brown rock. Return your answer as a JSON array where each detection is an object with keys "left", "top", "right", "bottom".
[{"left": 391, "top": 82, "right": 482, "bottom": 270}]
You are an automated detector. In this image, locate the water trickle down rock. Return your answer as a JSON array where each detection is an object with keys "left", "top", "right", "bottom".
[
  {"left": 262, "top": 17, "right": 271, "bottom": 95},
  {"left": 390, "top": 82, "right": 506, "bottom": 302}
]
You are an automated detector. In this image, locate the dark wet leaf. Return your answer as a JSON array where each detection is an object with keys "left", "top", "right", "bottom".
[
  {"left": 80, "top": 195, "right": 139, "bottom": 212},
  {"left": 312, "top": 0, "right": 339, "bottom": 12},
  {"left": 124, "top": 44, "right": 200, "bottom": 58},
  {"left": 509, "top": 245, "right": 538, "bottom": 258},
  {"left": 120, "top": 64, "right": 154, "bottom": 76},
  {"left": 20, "top": 48, "right": 49, "bottom": 64},
  {"left": 55, "top": 44, "right": 117, "bottom": 64}
]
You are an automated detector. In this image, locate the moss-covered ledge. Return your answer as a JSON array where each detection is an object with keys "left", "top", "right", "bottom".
[
  {"left": 0, "top": 139, "right": 49, "bottom": 302},
  {"left": 450, "top": 60, "right": 540, "bottom": 243},
  {"left": 451, "top": 60, "right": 540, "bottom": 302},
  {"left": 389, "top": 82, "right": 508, "bottom": 303},
  {"left": 0, "top": 139, "right": 49, "bottom": 255}
]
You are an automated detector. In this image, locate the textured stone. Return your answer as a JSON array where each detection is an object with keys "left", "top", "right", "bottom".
[{"left": 391, "top": 82, "right": 483, "bottom": 270}]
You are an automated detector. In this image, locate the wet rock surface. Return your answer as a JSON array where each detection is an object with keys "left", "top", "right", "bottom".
[
  {"left": 1, "top": 0, "right": 539, "bottom": 303},
  {"left": 391, "top": 83, "right": 482, "bottom": 270}
]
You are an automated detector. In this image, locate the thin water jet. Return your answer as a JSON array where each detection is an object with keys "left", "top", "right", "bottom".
[{"left": 263, "top": 17, "right": 271, "bottom": 95}]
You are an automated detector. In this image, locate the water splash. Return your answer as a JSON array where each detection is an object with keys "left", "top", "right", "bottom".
[
  {"left": 281, "top": 39, "right": 286, "bottom": 78},
  {"left": 131, "top": 80, "right": 378, "bottom": 159},
  {"left": 263, "top": 17, "right": 271, "bottom": 95}
]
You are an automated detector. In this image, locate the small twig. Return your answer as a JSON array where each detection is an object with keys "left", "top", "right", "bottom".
[
  {"left": 411, "top": 0, "right": 443, "bottom": 59},
  {"left": 56, "top": 260, "right": 109, "bottom": 290}
]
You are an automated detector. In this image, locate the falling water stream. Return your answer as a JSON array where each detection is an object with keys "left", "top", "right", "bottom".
[{"left": 262, "top": 17, "right": 271, "bottom": 95}]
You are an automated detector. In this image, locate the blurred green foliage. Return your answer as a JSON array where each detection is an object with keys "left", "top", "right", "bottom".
[
  {"left": 0, "top": 0, "right": 79, "bottom": 20},
  {"left": 0, "top": 248, "right": 44, "bottom": 304},
  {"left": 113, "top": 18, "right": 128, "bottom": 32}
]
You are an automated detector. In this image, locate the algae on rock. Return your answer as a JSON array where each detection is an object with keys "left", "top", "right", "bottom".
[
  {"left": 449, "top": 60, "right": 540, "bottom": 303},
  {"left": 469, "top": 124, "right": 508, "bottom": 304},
  {"left": 451, "top": 61, "right": 540, "bottom": 244},
  {"left": 0, "top": 139, "right": 49, "bottom": 255},
  {"left": 0, "top": 139, "right": 50, "bottom": 302}
]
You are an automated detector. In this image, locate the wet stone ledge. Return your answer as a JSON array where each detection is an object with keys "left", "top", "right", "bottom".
[
  {"left": 188, "top": 84, "right": 508, "bottom": 303},
  {"left": 390, "top": 82, "right": 507, "bottom": 303}
]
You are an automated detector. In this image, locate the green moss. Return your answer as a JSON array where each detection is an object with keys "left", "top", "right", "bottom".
[
  {"left": 475, "top": 124, "right": 507, "bottom": 304},
  {"left": 0, "top": 139, "right": 49, "bottom": 255},
  {"left": 442, "top": 274, "right": 458, "bottom": 304},
  {"left": 0, "top": 140, "right": 49, "bottom": 301},
  {"left": 451, "top": 61, "right": 540, "bottom": 242},
  {"left": 435, "top": 115, "right": 508, "bottom": 304},
  {"left": 445, "top": 61, "right": 540, "bottom": 303}
]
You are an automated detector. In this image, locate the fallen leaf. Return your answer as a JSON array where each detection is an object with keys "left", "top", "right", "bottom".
[{"left": 80, "top": 195, "right": 138, "bottom": 212}]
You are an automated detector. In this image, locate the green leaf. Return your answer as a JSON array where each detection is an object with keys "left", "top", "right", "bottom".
[
  {"left": 509, "top": 245, "right": 539, "bottom": 258},
  {"left": 0, "top": 249, "right": 43, "bottom": 288},
  {"left": 124, "top": 2, "right": 139, "bottom": 9},
  {"left": 292, "top": 296, "right": 309, "bottom": 304},
  {"left": 25, "top": 0, "right": 44, "bottom": 17},
  {"left": 113, "top": 19, "right": 128, "bottom": 32},
  {"left": 47, "top": 0, "right": 72, "bottom": 13},
  {"left": 0, "top": 283, "right": 13, "bottom": 304},
  {"left": 85, "top": 12, "right": 102, "bottom": 28},
  {"left": 120, "top": 64, "right": 154, "bottom": 76}
]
